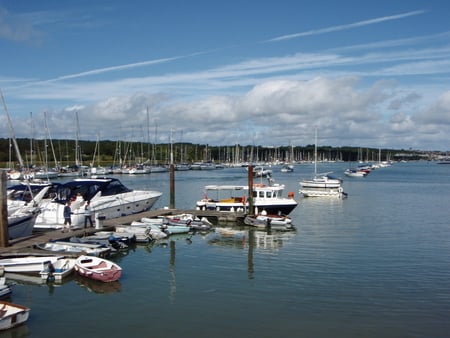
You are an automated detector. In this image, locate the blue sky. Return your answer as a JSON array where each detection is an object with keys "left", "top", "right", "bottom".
[{"left": 1, "top": 0, "right": 450, "bottom": 151}]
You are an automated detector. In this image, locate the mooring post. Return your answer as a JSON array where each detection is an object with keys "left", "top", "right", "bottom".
[
  {"left": 170, "top": 164, "right": 175, "bottom": 209},
  {"left": 0, "top": 171, "right": 9, "bottom": 247},
  {"left": 247, "top": 165, "right": 254, "bottom": 215}
]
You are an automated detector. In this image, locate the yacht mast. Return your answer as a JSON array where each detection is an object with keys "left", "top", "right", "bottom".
[{"left": 0, "top": 89, "right": 24, "bottom": 169}]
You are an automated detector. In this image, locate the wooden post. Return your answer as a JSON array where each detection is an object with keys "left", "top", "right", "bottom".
[
  {"left": 247, "top": 165, "right": 254, "bottom": 215},
  {"left": 0, "top": 171, "right": 9, "bottom": 247},
  {"left": 169, "top": 164, "right": 175, "bottom": 209}
]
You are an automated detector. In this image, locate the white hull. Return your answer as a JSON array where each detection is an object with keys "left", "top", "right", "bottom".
[
  {"left": 34, "top": 178, "right": 162, "bottom": 227},
  {"left": 299, "top": 175, "right": 345, "bottom": 197},
  {"left": 8, "top": 212, "right": 39, "bottom": 240},
  {"left": 0, "top": 301, "right": 30, "bottom": 330},
  {"left": 40, "top": 258, "right": 76, "bottom": 282},
  {"left": 299, "top": 187, "right": 344, "bottom": 197},
  {"left": 196, "top": 183, "right": 298, "bottom": 215},
  {"left": 0, "top": 256, "right": 62, "bottom": 273}
]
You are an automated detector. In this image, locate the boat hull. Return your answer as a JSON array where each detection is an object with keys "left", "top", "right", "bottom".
[
  {"left": 39, "top": 258, "right": 76, "bottom": 282},
  {"left": 36, "top": 190, "right": 161, "bottom": 227},
  {"left": 8, "top": 212, "right": 38, "bottom": 240},
  {"left": 0, "top": 256, "right": 62, "bottom": 273},
  {"left": 75, "top": 255, "right": 122, "bottom": 283},
  {"left": 0, "top": 301, "right": 30, "bottom": 330}
]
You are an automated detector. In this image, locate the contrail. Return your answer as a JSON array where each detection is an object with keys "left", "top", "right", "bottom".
[{"left": 265, "top": 10, "right": 426, "bottom": 42}]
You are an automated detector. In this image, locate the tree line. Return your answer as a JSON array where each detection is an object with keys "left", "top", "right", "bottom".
[{"left": 0, "top": 137, "right": 423, "bottom": 168}]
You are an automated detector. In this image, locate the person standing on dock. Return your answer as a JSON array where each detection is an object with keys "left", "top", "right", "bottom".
[
  {"left": 84, "top": 200, "right": 93, "bottom": 228},
  {"left": 63, "top": 201, "right": 72, "bottom": 232}
]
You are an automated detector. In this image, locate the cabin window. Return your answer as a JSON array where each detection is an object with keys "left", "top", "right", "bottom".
[
  {"left": 259, "top": 191, "right": 264, "bottom": 198},
  {"left": 267, "top": 191, "right": 272, "bottom": 198}
]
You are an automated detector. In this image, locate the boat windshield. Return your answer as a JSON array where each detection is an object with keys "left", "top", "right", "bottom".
[{"left": 54, "top": 178, "right": 132, "bottom": 203}]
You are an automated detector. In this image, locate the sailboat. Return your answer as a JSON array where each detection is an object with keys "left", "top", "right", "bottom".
[{"left": 298, "top": 129, "right": 345, "bottom": 197}]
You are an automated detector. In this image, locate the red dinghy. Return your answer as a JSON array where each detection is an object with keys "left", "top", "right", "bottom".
[{"left": 74, "top": 255, "right": 122, "bottom": 282}]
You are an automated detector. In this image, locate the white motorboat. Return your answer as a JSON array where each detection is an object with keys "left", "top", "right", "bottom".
[
  {"left": 0, "top": 256, "right": 62, "bottom": 273},
  {"left": 344, "top": 168, "right": 369, "bottom": 177},
  {"left": 196, "top": 182, "right": 298, "bottom": 215},
  {"left": 0, "top": 301, "right": 30, "bottom": 331},
  {"left": 39, "top": 258, "right": 76, "bottom": 282},
  {"left": 280, "top": 164, "right": 294, "bottom": 172},
  {"left": 36, "top": 241, "right": 112, "bottom": 257},
  {"left": 34, "top": 177, "right": 162, "bottom": 228}
]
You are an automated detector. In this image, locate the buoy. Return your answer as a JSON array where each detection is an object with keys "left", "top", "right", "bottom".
[{"left": 288, "top": 191, "right": 294, "bottom": 199}]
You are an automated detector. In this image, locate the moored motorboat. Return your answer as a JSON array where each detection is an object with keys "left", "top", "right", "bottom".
[
  {"left": 35, "top": 241, "right": 112, "bottom": 257},
  {"left": 0, "top": 256, "right": 62, "bottom": 274},
  {"left": 34, "top": 177, "right": 162, "bottom": 228},
  {"left": 39, "top": 258, "right": 76, "bottom": 282},
  {"left": 244, "top": 214, "right": 293, "bottom": 228},
  {"left": 196, "top": 182, "right": 298, "bottom": 215},
  {"left": 74, "top": 255, "right": 122, "bottom": 283},
  {"left": 0, "top": 301, "right": 30, "bottom": 331},
  {"left": 344, "top": 168, "right": 369, "bottom": 177}
]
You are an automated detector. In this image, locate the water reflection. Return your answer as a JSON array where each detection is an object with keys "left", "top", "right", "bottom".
[{"left": 74, "top": 274, "right": 121, "bottom": 294}]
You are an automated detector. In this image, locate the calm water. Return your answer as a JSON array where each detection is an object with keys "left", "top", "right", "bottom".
[{"left": 4, "top": 162, "right": 450, "bottom": 338}]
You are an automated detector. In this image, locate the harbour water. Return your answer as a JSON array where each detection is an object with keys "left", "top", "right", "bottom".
[{"left": 4, "top": 161, "right": 450, "bottom": 337}]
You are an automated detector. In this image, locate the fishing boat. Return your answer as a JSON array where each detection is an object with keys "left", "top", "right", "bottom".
[
  {"left": 0, "top": 256, "right": 62, "bottom": 274},
  {"left": 34, "top": 177, "right": 162, "bottom": 228},
  {"left": 0, "top": 301, "right": 30, "bottom": 331},
  {"left": 39, "top": 258, "right": 76, "bottom": 282},
  {"left": 196, "top": 182, "right": 298, "bottom": 215},
  {"left": 74, "top": 255, "right": 122, "bottom": 283}
]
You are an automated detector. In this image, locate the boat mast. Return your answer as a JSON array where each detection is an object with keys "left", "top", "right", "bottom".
[
  {"left": 314, "top": 128, "right": 318, "bottom": 178},
  {"left": 0, "top": 89, "right": 24, "bottom": 169}
]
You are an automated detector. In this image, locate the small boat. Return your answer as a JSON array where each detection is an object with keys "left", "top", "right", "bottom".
[
  {"left": 39, "top": 258, "right": 76, "bottom": 282},
  {"left": 0, "top": 278, "right": 12, "bottom": 299},
  {"left": 118, "top": 223, "right": 167, "bottom": 240},
  {"left": 163, "top": 214, "right": 212, "bottom": 231},
  {"left": 344, "top": 168, "right": 369, "bottom": 177},
  {"left": 0, "top": 301, "right": 30, "bottom": 331},
  {"left": 74, "top": 255, "right": 122, "bottom": 282},
  {"left": 244, "top": 214, "right": 294, "bottom": 230},
  {"left": 160, "top": 223, "right": 191, "bottom": 235},
  {"left": 280, "top": 164, "right": 294, "bottom": 172},
  {"left": 36, "top": 241, "right": 112, "bottom": 257},
  {"left": 0, "top": 256, "right": 62, "bottom": 273}
]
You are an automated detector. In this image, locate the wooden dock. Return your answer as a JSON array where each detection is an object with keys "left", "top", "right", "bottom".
[{"left": 0, "top": 208, "right": 246, "bottom": 256}]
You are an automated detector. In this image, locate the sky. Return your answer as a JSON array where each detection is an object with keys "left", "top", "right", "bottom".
[{"left": 1, "top": 0, "right": 450, "bottom": 151}]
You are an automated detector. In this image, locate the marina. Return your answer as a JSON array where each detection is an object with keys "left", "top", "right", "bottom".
[{"left": 0, "top": 161, "right": 449, "bottom": 337}]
